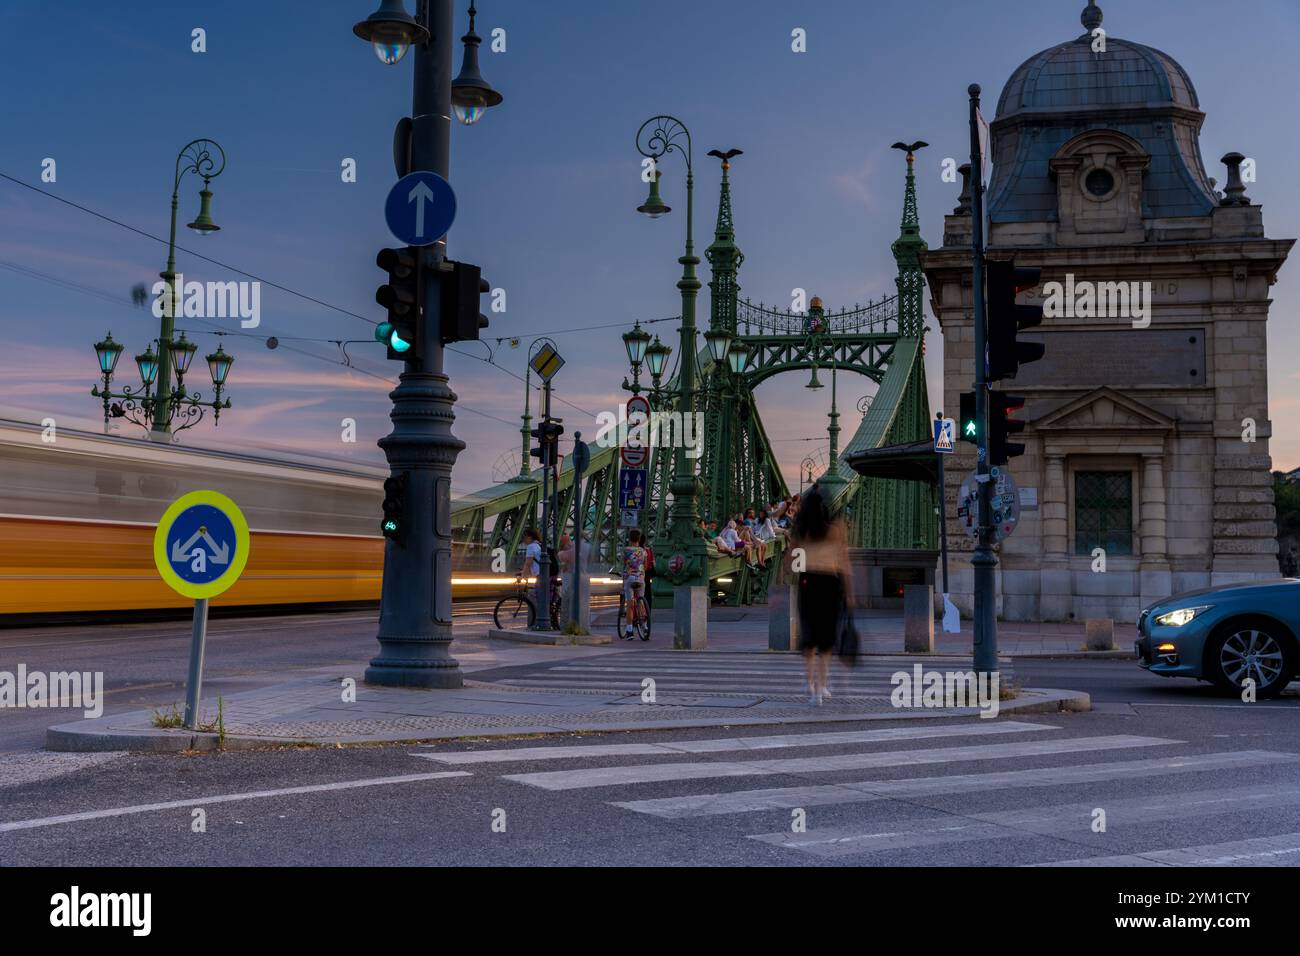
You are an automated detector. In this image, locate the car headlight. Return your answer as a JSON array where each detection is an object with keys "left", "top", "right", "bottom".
[{"left": 1154, "top": 605, "right": 1212, "bottom": 627}]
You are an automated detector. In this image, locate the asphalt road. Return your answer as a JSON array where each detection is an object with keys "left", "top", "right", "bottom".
[{"left": 2, "top": 611, "right": 1298, "bottom": 866}]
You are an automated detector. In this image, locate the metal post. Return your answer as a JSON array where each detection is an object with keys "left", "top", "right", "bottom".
[
  {"left": 367, "top": 0, "right": 464, "bottom": 688},
  {"left": 968, "top": 83, "right": 997, "bottom": 676},
  {"left": 182, "top": 598, "right": 210, "bottom": 729},
  {"left": 517, "top": 366, "right": 533, "bottom": 480},
  {"left": 536, "top": 382, "right": 553, "bottom": 629},
  {"left": 569, "top": 433, "right": 591, "bottom": 631}
]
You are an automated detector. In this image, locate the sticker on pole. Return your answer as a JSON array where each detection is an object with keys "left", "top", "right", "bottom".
[
  {"left": 385, "top": 171, "right": 457, "bottom": 247},
  {"left": 933, "top": 417, "right": 955, "bottom": 454},
  {"left": 153, "top": 490, "right": 250, "bottom": 599}
]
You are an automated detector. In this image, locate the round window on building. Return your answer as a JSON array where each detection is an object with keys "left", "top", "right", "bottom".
[{"left": 1084, "top": 168, "right": 1116, "bottom": 198}]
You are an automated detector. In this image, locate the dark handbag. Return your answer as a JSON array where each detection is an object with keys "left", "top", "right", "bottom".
[{"left": 835, "top": 607, "right": 860, "bottom": 665}]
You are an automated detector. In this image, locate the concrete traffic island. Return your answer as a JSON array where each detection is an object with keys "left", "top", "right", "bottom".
[
  {"left": 45, "top": 663, "right": 1090, "bottom": 753},
  {"left": 487, "top": 627, "right": 611, "bottom": 645}
]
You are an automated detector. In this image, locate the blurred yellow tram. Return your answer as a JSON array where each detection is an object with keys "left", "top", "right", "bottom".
[{"left": 0, "top": 420, "right": 549, "bottom": 620}]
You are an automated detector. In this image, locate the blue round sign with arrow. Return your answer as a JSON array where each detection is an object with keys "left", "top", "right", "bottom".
[
  {"left": 384, "top": 171, "right": 457, "bottom": 247},
  {"left": 153, "top": 490, "right": 251, "bottom": 599}
]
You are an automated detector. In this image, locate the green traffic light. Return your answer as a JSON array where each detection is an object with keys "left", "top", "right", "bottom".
[
  {"left": 388, "top": 330, "right": 412, "bottom": 353},
  {"left": 375, "top": 321, "right": 393, "bottom": 344},
  {"left": 383, "top": 519, "right": 399, "bottom": 532}
]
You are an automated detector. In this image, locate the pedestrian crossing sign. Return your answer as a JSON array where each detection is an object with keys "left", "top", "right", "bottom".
[{"left": 934, "top": 417, "right": 955, "bottom": 453}]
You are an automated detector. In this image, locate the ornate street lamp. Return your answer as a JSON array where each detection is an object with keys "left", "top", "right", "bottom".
[
  {"left": 135, "top": 344, "right": 159, "bottom": 387},
  {"left": 644, "top": 335, "right": 671, "bottom": 383},
  {"left": 451, "top": 2, "right": 503, "bottom": 125},
  {"left": 703, "top": 326, "right": 732, "bottom": 365},
  {"left": 94, "top": 332, "right": 124, "bottom": 376},
  {"left": 726, "top": 339, "right": 751, "bottom": 376},
  {"left": 186, "top": 185, "right": 220, "bottom": 235},
  {"left": 636, "top": 170, "right": 670, "bottom": 219},
  {"left": 89, "top": 139, "right": 234, "bottom": 440},
  {"left": 206, "top": 344, "right": 233, "bottom": 388},
  {"left": 622, "top": 321, "right": 651, "bottom": 367},
  {"left": 169, "top": 333, "right": 198, "bottom": 385},
  {"left": 353, "top": 0, "right": 427, "bottom": 64}
]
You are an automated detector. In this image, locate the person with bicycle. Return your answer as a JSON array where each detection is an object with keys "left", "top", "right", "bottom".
[{"left": 621, "top": 528, "right": 648, "bottom": 640}]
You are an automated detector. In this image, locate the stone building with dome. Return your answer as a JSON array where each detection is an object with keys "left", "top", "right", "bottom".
[{"left": 922, "top": 1, "right": 1294, "bottom": 622}]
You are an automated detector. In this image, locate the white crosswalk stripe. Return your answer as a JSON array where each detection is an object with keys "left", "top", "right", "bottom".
[
  {"left": 501, "top": 734, "right": 1177, "bottom": 791},
  {"left": 410, "top": 712, "right": 1299, "bottom": 865},
  {"left": 748, "top": 782, "right": 1300, "bottom": 858},
  {"left": 412, "top": 720, "right": 1054, "bottom": 764},
  {"left": 611, "top": 750, "right": 1299, "bottom": 818},
  {"left": 1035, "top": 832, "right": 1300, "bottom": 867},
  {"left": 491, "top": 651, "right": 1012, "bottom": 699}
]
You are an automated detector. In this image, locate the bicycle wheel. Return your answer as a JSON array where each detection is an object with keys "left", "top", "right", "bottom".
[
  {"left": 494, "top": 594, "right": 536, "bottom": 631},
  {"left": 635, "top": 596, "right": 652, "bottom": 641},
  {"left": 615, "top": 594, "right": 626, "bottom": 638}
]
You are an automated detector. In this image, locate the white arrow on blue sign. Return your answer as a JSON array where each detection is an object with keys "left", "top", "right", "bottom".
[{"left": 385, "top": 171, "right": 457, "bottom": 247}]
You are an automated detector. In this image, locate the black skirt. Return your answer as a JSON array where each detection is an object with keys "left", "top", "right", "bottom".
[{"left": 798, "top": 571, "right": 843, "bottom": 653}]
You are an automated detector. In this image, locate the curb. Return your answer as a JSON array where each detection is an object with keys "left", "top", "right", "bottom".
[
  {"left": 44, "top": 687, "right": 1090, "bottom": 753},
  {"left": 486, "top": 627, "right": 612, "bottom": 645}
]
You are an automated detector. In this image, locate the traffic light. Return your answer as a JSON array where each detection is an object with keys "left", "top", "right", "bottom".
[
  {"left": 381, "top": 471, "right": 410, "bottom": 544},
  {"left": 988, "top": 391, "right": 1028, "bottom": 465},
  {"left": 530, "top": 418, "right": 564, "bottom": 465},
  {"left": 959, "top": 391, "right": 978, "bottom": 445},
  {"left": 438, "top": 259, "right": 490, "bottom": 344},
  {"left": 529, "top": 423, "right": 546, "bottom": 463},
  {"left": 986, "top": 259, "right": 1045, "bottom": 381},
  {"left": 374, "top": 247, "right": 421, "bottom": 363}
]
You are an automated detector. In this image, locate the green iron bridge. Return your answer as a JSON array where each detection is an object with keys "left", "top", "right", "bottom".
[{"left": 450, "top": 149, "right": 938, "bottom": 607}]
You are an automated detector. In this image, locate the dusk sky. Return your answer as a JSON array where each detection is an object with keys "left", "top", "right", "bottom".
[{"left": 3, "top": 0, "right": 1298, "bottom": 493}]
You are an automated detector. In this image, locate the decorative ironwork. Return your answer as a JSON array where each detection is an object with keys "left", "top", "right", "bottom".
[{"left": 736, "top": 294, "right": 899, "bottom": 337}]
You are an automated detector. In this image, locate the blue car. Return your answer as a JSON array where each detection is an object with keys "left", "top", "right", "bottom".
[{"left": 1136, "top": 580, "right": 1299, "bottom": 697}]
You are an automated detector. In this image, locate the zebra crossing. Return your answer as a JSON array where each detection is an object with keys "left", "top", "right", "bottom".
[
  {"left": 484, "top": 649, "right": 1008, "bottom": 700},
  {"left": 412, "top": 719, "right": 1300, "bottom": 866}
]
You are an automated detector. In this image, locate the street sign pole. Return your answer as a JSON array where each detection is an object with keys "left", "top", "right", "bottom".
[
  {"left": 969, "top": 83, "right": 998, "bottom": 678},
  {"left": 536, "top": 380, "right": 553, "bottom": 630},
  {"left": 182, "top": 598, "right": 210, "bottom": 729},
  {"left": 153, "top": 490, "right": 249, "bottom": 731}
]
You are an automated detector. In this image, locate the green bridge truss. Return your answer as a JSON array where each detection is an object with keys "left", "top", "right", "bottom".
[{"left": 451, "top": 150, "right": 936, "bottom": 605}]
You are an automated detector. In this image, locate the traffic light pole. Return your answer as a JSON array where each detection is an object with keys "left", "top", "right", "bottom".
[
  {"left": 536, "top": 381, "right": 554, "bottom": 630},
  {"left": 367, "top": 0, "right": 464, "bottom": 689},
  {"left": 968, "top": 83, "right": 998, "bottom": 677}
]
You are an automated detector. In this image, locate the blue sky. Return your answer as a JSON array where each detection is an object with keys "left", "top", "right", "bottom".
[{"left": 2, "top": 0, "right": 1298, "bottom": 492}]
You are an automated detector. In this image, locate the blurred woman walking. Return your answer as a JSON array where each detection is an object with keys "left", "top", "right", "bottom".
[{"left": 790, "top": 486, "right": 854, "bottom": 705}]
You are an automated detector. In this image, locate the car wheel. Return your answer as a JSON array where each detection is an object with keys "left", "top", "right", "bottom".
[{"left": 1205, "top": 619, "right": 1294, "bottom": 698}]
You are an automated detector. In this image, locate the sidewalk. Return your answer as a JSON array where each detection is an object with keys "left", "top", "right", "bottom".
[
  {"left": 47, "top": 609, "right": 1093, "bottom": 753},
  {"left": 586, "top": 607, "right": 1137, "bottom": 658}
]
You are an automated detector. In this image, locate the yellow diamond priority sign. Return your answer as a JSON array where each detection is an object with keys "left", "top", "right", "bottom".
[{"left": 530, "top": 343, "right": 565, "bottom": 382}]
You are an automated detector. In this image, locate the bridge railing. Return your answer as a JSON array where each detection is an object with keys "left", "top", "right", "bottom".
[{"left": 736, "top": 295, "right": 899, "bottom": 337}]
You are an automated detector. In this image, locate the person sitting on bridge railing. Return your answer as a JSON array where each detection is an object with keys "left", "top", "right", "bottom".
[{"left": 719, "top": 520, "right": 757, "bottom": 570}]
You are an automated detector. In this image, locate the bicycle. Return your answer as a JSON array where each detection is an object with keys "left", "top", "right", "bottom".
[
  {"left": 616, "top": 575, "right": 652, "bottom": 641},
  {"left": 493, "top": 573, "right": 562, "bottom": 631}
]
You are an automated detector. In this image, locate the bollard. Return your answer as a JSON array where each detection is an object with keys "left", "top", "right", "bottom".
[
  {"left": 768, "top": 583, "right": 800, "bottom": 652},
  {"left": 904, "top": 584, "right": 934, "bottom": 653},
  {"left": 1085, "top": 618, "right": 1116, "bottom": 651}
]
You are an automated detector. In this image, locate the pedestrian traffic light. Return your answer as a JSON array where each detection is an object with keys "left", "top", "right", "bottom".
[
  {"left": 381, "top": 471, "right": 409, "bottom": 544},
  {"left": 437, "top": 259, "right": 490, "bottom": 344},
  {"left": 959, "top": 391, "right": 978, "bottom": 445},
  {"left": 374, "top": 247, "right": 421, "bottom": 363},
  {"left": 986, "top": 258, "right": 1045, "bottom": 381},
  {"left": 988, "top": 391, "right": 1028, "bottom": 465}
]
